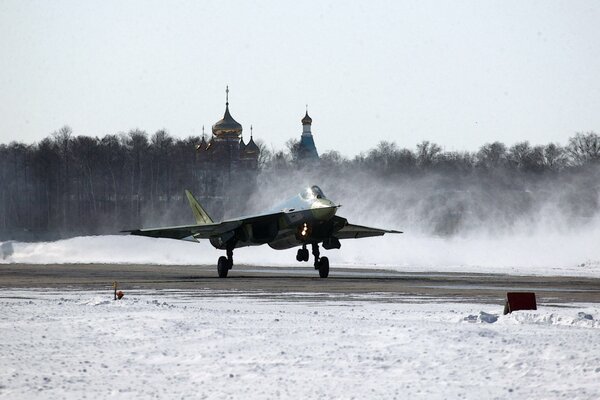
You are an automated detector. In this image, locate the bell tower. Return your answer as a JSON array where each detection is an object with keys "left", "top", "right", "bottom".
[{"left": 298, "top": 107, "right": 319, "bottom": 161}]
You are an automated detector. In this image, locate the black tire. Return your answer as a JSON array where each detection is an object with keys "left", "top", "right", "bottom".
[
  {"left": 217, "top": 256, "right": 229, "bottom": 278},
  {"left": 302, "top": 249, "right": 310, "bottom": 262},
  {"left": 318, "top": 256, "right": 329, "bottom": 278}
]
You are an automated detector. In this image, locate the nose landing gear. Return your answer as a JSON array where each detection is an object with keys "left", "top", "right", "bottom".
[{"left": 296, "top": 245, "right": 310, "bottom": 262}]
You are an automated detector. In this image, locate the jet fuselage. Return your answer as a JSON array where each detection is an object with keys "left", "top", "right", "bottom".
[{"left": 209, "top": 186, "right": 339, "bottom": 250}]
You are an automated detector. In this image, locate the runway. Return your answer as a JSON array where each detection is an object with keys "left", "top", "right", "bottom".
[{"left": 2, "top": 263, "right": 600, "bottom": 304}]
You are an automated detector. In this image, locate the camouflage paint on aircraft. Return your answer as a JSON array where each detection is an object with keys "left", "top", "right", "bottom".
[{"left": 124, "top": 185, "right": 401, "bottom": 278}]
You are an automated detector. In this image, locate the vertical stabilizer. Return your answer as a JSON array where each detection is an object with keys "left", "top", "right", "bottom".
[{"left": 185, "top": 190, "right": 214, "bottom": 225}]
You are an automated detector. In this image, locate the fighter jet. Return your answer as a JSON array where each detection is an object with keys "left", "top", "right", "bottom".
[{"left": 124, "top": 185, "right": 402, "bottom": 278}]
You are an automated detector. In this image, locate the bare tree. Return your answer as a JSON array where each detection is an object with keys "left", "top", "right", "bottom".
[
  {"left": 477, "top": 142, "right": 507, "bottom": 170},
  {"left": 542, "top": 143, "right": 567, "bottom": 170},
  {"left": 416, "top": 141, "right": 442, "bottom": 168},
  {"left": 52, "top": 126, "right": 73, "bottom": 230},
  {"left": 285, "top": 138, "right": 301, "bottom": 163},
  {"left": 567, "top": 131, "right": 600, "bottom": 165},
  {"left": 255, "top": 139, "right": 272, "bottom": 170}
]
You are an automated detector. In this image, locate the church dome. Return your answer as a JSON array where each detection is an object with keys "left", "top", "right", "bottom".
[
  {"left": 212, "top": 104, "right": 242, "bottom": 137},
  {"left": 195, "top": 135, "right": 208, "bottom": 151},
  {"left": 244, "top": 136, "right": 259, "bottom": 155},
  {"left": 301, "top": 111, "right": 312, "bottom": 125}
]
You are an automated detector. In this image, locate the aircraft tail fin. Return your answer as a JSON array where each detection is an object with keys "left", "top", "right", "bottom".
[{"left": 185, "top": 190, "right": 214, "bottom": 225}]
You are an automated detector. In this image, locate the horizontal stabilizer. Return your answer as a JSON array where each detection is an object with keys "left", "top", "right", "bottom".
[{"left": 333, "top": 216, "right": 402, "bottom": 240}]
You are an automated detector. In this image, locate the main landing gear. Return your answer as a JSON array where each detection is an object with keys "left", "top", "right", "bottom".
[
  {"left": 217, "top": 246, "right": 234, "bottom": 278},
  {"left": 296, "top": 245, "right": 310, "bottom": 262},
  {"left": 297, "top": 243, "right": 329, "bottom": 278}
]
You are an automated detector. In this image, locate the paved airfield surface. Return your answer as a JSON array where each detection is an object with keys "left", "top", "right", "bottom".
[
  {"left": 3, "top": 264, "right": 600, "bottom": 399},
  {"left": 2, "top": 263, "right": 600, "bottom": 304}
]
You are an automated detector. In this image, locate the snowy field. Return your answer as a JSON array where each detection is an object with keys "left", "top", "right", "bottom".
[
  {"left": 2, "top": 232, "right": 600, "bottom": 277},
  {"left": 1, "top": 289, "right": 600, "bottom": 399}
]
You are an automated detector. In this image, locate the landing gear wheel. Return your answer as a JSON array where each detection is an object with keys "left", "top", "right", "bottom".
[
  {"left": 302, "top": 249, "right": 309, "bottom": 261},
  {"left": 318, "top": 256, "right": 329, "bottom": 278},
  {"left": 217, "top": 256, "right": 229, "bottom": 278},
  {"left": 296, "top": 248, "right": 310, "bottom": 262}
]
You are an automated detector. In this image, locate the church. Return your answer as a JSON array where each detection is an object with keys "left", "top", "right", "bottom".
[
  {"left": 298, "top": 109, "right": 319, "bottom": 161},
  {"left": 195, "top": 87, "right": 260, "bottom": 171},
  {"left": 196, "top": 88, "right": 321, "bottom": 169},
  {"left": 192, "top": 88, "right": 321, "bottom": 217}
]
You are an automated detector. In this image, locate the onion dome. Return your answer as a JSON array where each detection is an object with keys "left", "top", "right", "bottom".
[
  {"left": 195, "top": 135, "right": 208, "bottom": 151},
  {"left": 206, "top": 137, "right": 214, "bottom": 151},
  {"left": 239, "top": 136, "right": 246, "bottom": 151},
  {"left": 244, "top": 136, "right": 259, "bottom": 155},
  {"left": 301, "top": 111, "right": 312, "bottom": 125},
  {"left": 212, "top": 86, "right": 242, "bottom": 138},
  {"left": 212, "top": 104, "right": 242, "bottom": 137}
]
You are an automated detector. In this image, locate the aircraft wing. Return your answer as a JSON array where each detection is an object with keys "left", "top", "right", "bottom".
[
  {"left": 123, "top": 211, "right": 286, "bottom": 241},
  {"left": 333, "top": 216, "right": 403, "bottom": 239},
  {"left": 123, "top": 220, "right": 243, "bottom": 240}
]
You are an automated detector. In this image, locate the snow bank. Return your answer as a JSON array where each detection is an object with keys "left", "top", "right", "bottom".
[
  {"left": 1, "top": 289, "right": 599, "bottom": 399},
  {"left": 2, "top": 228, "right": 600, "bottom": 277}
]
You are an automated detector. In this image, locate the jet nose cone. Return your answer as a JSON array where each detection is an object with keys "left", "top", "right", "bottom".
[{"left": 311, "top": 199, "right": 337, "bottom": 221}]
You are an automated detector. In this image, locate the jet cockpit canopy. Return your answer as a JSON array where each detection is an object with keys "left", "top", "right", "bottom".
[{"left": 301, "top": 185, "right": 326, "bottom": 200}]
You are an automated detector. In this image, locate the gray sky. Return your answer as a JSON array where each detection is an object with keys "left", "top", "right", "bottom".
[{"left": 1, "top": 0, "right": 599, "bottom": 155}]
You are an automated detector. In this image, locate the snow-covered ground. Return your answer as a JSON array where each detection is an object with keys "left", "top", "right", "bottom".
[
  {"left": 1, "top": 289, "right": 599, "bottom": 399},
  {"left": 2, "top": 232, "right": 600, "bottom": 277}
]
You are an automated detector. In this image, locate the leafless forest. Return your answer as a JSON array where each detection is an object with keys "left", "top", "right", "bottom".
[{"left": 1, "top": 127, "right": 599, "bottom": 240}]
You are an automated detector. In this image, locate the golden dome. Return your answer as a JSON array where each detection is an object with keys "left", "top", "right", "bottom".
[{"left": 212, "top": 103, "right": 242, "bottom": 137}]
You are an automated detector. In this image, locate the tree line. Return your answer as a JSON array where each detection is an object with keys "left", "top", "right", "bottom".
[
  {"left": 261, "top": 132, "right": 600, "bottom": 236},
  {"left": 284, "top": 131, "right": 600, "bottom": 174},
  {"left": 1, "top": 128, "right": 599, "bottom": 240}
]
